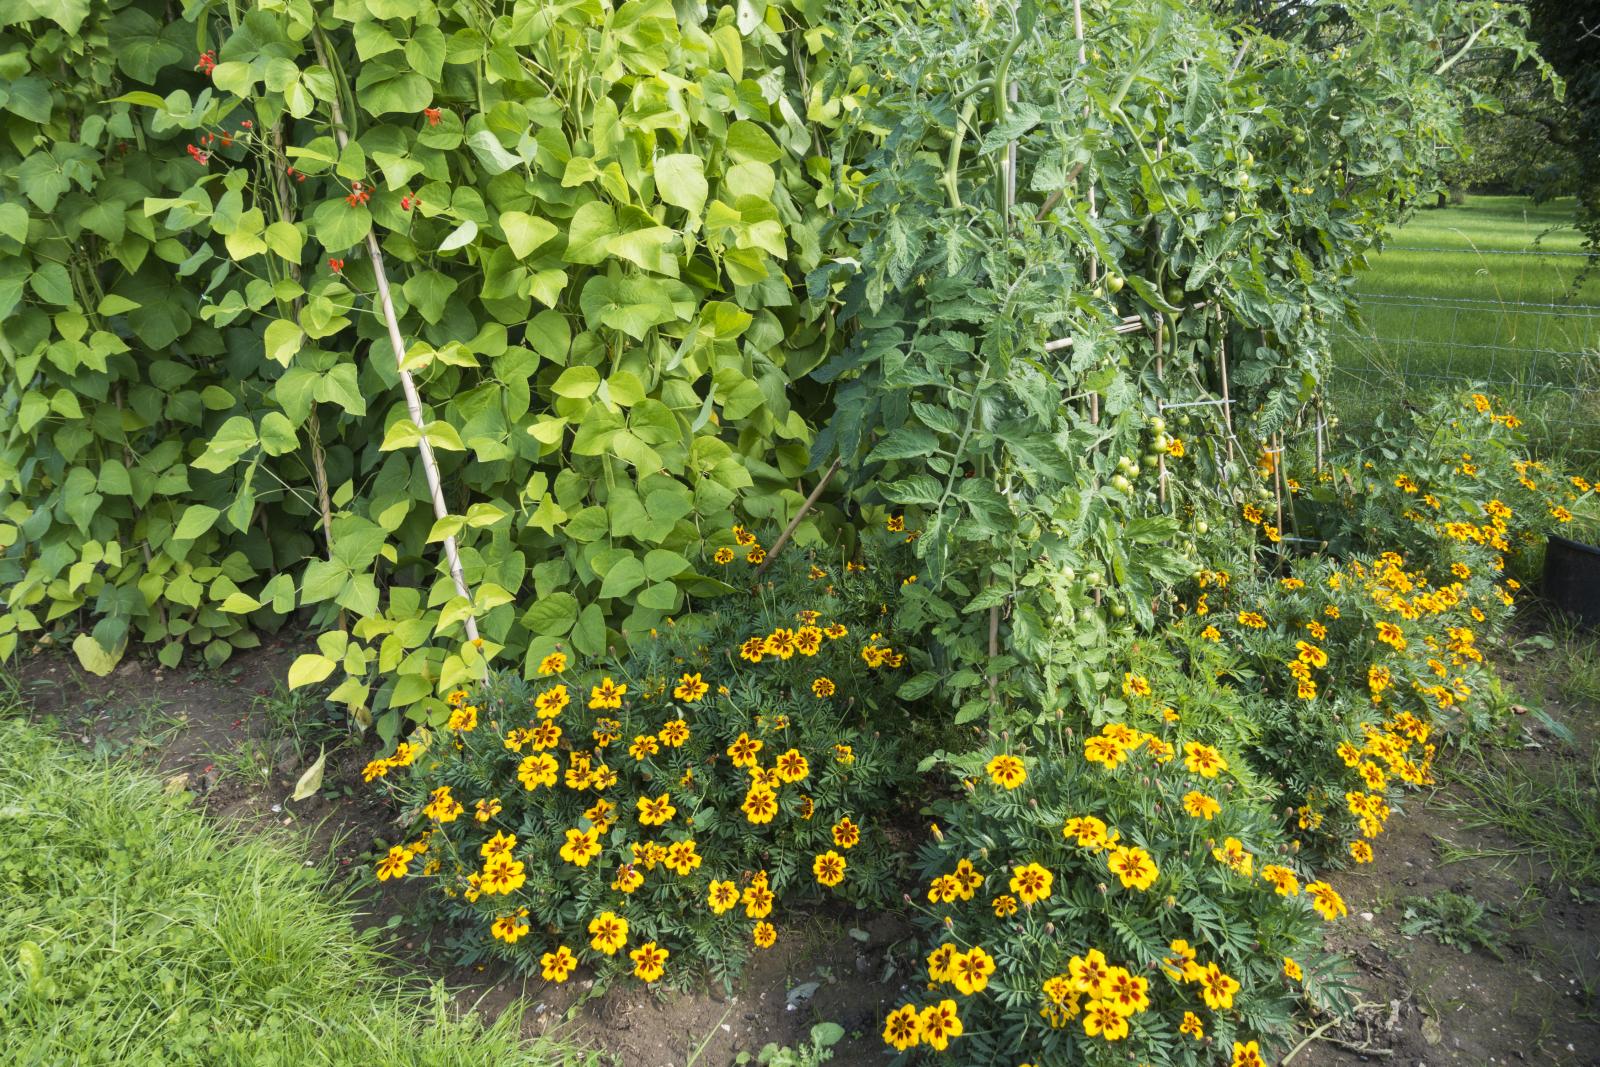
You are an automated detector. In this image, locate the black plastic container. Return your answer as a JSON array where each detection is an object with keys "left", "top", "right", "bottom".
[{"left": 1542, "top": 534, "right": 1600, "bottom": 630}]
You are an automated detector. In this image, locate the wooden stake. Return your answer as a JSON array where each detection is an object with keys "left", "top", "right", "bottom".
[
  {"left": 314, "top": 32, "right": 479, "bottom": 642},
  {"left": 758, "top": 458, "right": 843, "bottom": 574}
]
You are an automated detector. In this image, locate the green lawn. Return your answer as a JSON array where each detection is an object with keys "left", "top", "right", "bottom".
[
  {"left": 0, "top": 710, "right": 588, "bottom": 1067},
  {"left": 1334, "top": 195, "right": 1600, "bottom": 458}
]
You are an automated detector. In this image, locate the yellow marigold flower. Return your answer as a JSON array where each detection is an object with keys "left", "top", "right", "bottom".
[
  {"left": 742, "top": 880, "right": 774, "bottom": 919},
  {"left": 541, "top": 945, "right": 577, "bottom": 982},
  {"left": 775, "top": 748, "right": 810, "bottom": 782},
  {"left": 628, "top": 734, "right": 660, "bottom": 761},
  {"left": 534, "top": 683, "right": 569, "bottom": 719},
  {"left": 1350, "top": 840, "right": 1374, "bottom": 863},
  {"left": 422, "top": 786, "right": 463, "bottom": 822},
  {"left": 375, "top": 845, "right": 412, "bottom": 881},
  {"left": 630, "top": 940, "right": 668, "bottom": 982},
  {"left": 537, "top": 652, "right": 567, "bottom": 675},
  {"left": 992, "top": 894, "right": 1017, "bottom": 917},
  {"left": 1180, "top": 1011, "right": 1204, "bottom": 1039},
  {"left": 611, "top": 862, "right": 644, "bottom": 893},
  {"left": 480, "top": 830, "right": 516, "bottom": 860},
  {"left": 707, "top": 879, "right": 739, "bottom": 914},
  {"left": 1198, "top": 962, "right": 1240, "bottom": 1010},
  {"left": 517, "top": 752, "right": 557, "bottom": 790},
  {"left": 588, "top": 911, "right": 628, "bottom": 955},
  {"left": 1162, "top": 940, "right": 1198, "bottom": 981},
  {"left": 478, "top": 853, "right": 526, "bottom": 895},
  {"left": 1283, "top": 956, "right": 1304, "bottom": 981},
  {"left": 1260, "top": 863, "right": 1300, "bottom": 896},
  {"left": 753, "top": 921, "right": 777, "bottom": 948},
  {"left": 446, "top": 705, "right": 477, "bottom": 732},
  {"left": 1237, "top": 609, "right": 1267, "bottom": 629},
  {"left": 637, "top": 793, "right": 676, "bottom": 827},
  {"left": 1212, "top": 837, "right": 1254, "bottom": 876},
  {"left": 1102, "top": 967, "right": 1150, "bottom": 1015},
  {"left": 886, "top": 515, "right": 905, "bottom": 532},
  {"left": 810, "top": 676, "right": 837, "bottom": 699},
  {"left": 1182, "top": 791, "right": 1220, "bottom": 820},
  {"left": 588, "top": 677, "right": 626, "bottom": 709},
  {"left": 1232, "top": 1039, "right": 1267, "bottom": 1067},
  {"left": 1305, "top": 880, "right": 1348, "bottom": 920},
  {"left": 362, "top": 758, "right": 393, "bottom": 783},
  {"left": 882, "top": 1004, "right": 922, "bottom": 1051},
  {"left": 490, "top": 908, "right": 530, "bottom": 944},
  {"left": 1121, "top": 672, "right": 1152, "bottom": 698},
  {"left": 655, "top": 719, "right": 688, "bottom": 748},
  {"left": 664, "top": 839, "right": 702, "bottom": 876},
  {"left": 918, "top": 999, "right": 962, "bottom": 1051},
  {"left": 1083, "top": 736, "right": 1127, "bottom": 768},
  {"left": 1107, "top": 846, "right": 1158, "bottom": 891},
  {"left": 794, "top": 626, "right": 824, "bottom": 655},
  {"left": 1063, "top": 814, "right": 1111, "bottom": 851},
  {"left": 742, "top": 786, "right": 778, "bottom": 824},
  {"left": 673, "top": 672, "right": 709, "bottom": 702},
  {"left": 559, "top": 826, "right": 601, "bottom": 866},
  {"left": 1082, "top": 1000, "right": 1128, "bottom": 1040},
  {"left": 727, "top": 732, "right": 763, "bottom": 767},
  {"left": 985, "top": 753, "right": 1027, "bottom": 789},
  {"left": 1009, "top": 862, "right": 1053, "bottom": 904},
  {"left": 713, "top": 546, "right": 736, "bottom": 564},
  {"left": 1068, "top": 948, "right": 1112, "bottom": 997},
  {"left": 832, "top": 817, "right": 860, "bottom": 849},
  {"left": 813, "top": 850, "right": 847, "bottom": 887},
  {"left": 1183, "top": 741, "right": 1227, "bottom": 778},
  {"left": 1201, "top": 624, "right": 1221, "bottom": 641},
  {"left": 950, "top": 946, "right": 996, "bottom": 995}
]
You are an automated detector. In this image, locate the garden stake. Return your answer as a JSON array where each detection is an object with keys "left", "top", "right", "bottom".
[
  {"left": 1155, "top": 313, "right": 1167, "bottom": 507},
  {"left": 758, "top": 458, "right": 843, "bottom": 575},
  {"left": 314, "top": 32, "right": 479, "bottom": 643}
]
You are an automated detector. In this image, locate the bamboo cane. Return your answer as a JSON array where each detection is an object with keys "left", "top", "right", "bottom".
[{"left": 314, "top": 32, "right": 480, "bottom": 643}]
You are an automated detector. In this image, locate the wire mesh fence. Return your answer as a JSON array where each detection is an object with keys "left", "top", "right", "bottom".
[{"left": 1332, "top": 246, "right": 1600, "bottom": 461}]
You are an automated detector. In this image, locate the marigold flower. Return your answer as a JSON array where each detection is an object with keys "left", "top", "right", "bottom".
[
  {"left": 985, "top": 753, "right": 1026, "bottom": 789},
  {"left": 541, "top": 945, "right": 577, "bottom": 982},
  {"left": 1180, "top": 1011, "right": 1204, "bottom": 1038},
  {"left": 490, "top": 908, "right": 530, "bottom": 943},
  {"left": 1182, "top": 791, "right": 1220, "bottom": 820},
  {"left": 813, "top": 850, "right": 847, "bottom": 887},
  {"left": 950, "top": 946, "right": 996, "bottom": 995},
  {"left": 708, "top": 879, "right": 739, "bottom": 914},
  {"left": 918, "top": 999, "right": 962, "bottom": 1051},
  {"left": 630, "top": 940, "right": 668, "bottom": 982},
  {"left": 535, "top": 683, "right": 570, "bottom": 718},
  {"left": 753, "top": 921, "right": 776, "bottom": 948},
  {"left": 1198, "top": 962, "right": 1240, "bottom": 1010},
  {"left": 1082, "top": 1000, "right": 1128, "bottom": 1040},
  {"left": 1305, "top": 880, "right": 1348, "bottom": 920},
  {"left": 882, "top": 1004, "right": 922, "bottom": 1051},
  {"left": 714, "top": 546, "right": 735, "bottom": 564},
  {"left": 1232, "top": 1039, "right": 1267, "bottom": 1067},
  {"left": 991, "top": 894, "right": 1017, "bottom": 917},
  {"left": 1183, "top": 742, "right": 1228, "bottom": 778},
  {"left": 559, "top": 827, "right": 601, "bottom": 866},
  {"left": 375, "top": 845, "right": 412, "bottom": 881},
  {"left": 1009, "top": 862, "right": 1053, "bottom": 905},
  {"left": 588, "top": 911, "right": 628, "bottom": 955},
  {"left": 1107, "top": 845, "right": 1158, "bottom": 891},
  {"left": 589, "top": 677, "right": 627, "bottom": 709}
]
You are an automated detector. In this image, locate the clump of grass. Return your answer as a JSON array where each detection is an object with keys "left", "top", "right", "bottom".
[
  {"left": 0, "top": 711, "right": 591, "bottom": 1067},
  {"left": 1437, "top": 744, "right": 1600, "bottom": 895}
]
